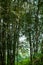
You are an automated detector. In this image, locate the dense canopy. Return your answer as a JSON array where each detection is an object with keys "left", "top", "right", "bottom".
[{"left": 0, "top": 0, "right": 43, "bottom": 65}]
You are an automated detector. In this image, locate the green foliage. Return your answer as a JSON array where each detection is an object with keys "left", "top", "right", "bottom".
[
  {"left": 15, "top": 58, "right": 30, "bottom": 65},
  {"left": 0, "top": 0, "right": 43, "bottom": 65},
  {"left": 15, "top": 53, "right": 43, "bottom": 65}
]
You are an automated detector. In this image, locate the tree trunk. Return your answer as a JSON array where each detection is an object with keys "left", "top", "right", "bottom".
[{"left": 29, "top": 29, "right": 33, "bottom": 65}]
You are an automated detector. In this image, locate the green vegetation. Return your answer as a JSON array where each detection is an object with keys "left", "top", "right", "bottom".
[{"left": 0, "top": 0, "right": 43, "bottom": 65}]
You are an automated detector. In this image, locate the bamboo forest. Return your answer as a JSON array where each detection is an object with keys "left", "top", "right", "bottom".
[{"left": 0, "top": 0, "right": 43, "bottom": 65}]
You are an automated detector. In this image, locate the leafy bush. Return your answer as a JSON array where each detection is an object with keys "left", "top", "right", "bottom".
[{"left": 15, "top": 58, "right": 30, "bottom": 65}]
